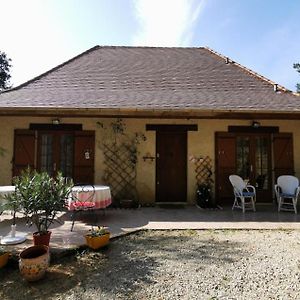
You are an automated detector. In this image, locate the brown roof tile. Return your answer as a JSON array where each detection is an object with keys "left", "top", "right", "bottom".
[{"left": 0, "top": 46, "right": 299, "bottom": 115}]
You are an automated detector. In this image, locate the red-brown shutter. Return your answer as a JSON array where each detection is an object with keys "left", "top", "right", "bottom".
[
  {"left": 215, "top": 133, "right": 236, "bottom": 202},
  {"left": 13, "top": 129, "right": 36, "bottom": 177},
  {"left": 273, "top": 133, "right": 294, "bottom": 180},
  {"left": 73, "top": 131, "right": 95, "bottom": 184}
]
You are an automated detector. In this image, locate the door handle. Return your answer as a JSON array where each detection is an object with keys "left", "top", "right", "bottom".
[
  {"left": 250, "top": 164, "right": 253, "bottom": 172},
  {"left": 53, "top": 163, "right": 56, "bottom": 171}
]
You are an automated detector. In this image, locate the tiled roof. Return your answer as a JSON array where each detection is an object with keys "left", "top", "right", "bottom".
[{"left": 0, "top": 46, "right": 299, "bottom": 115}]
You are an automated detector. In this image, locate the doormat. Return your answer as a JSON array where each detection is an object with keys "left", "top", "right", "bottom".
[
  {"left": 157, "top": 204, "right": 186, "bottom": 209},
  {"left": 196, "top": 204, "right": 223, "bottom": 210}
]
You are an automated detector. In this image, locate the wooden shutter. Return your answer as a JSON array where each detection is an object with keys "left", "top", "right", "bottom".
[
  {"left": 13, "top": 129, "right": 36, "bottom": 177},
  {"left": 215, "top": 133, "right": 236, "bottom": 202},
  {"left": 73, "top": 131, "right": 95, "bottom": 184},
  {"left": 273, "top": 133, "right": 294, "bottom": 180}
]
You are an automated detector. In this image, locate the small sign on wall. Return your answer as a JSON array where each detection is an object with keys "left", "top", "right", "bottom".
[{"left": 84, "top": 149, "right": 91, "bottom": 160}]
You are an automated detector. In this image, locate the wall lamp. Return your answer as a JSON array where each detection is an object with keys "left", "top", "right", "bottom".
[
  {"left": 52, "top": 118, "right": 60, "bottom": 125},
  {"left": 251, "top": 121, "right": 260, "bottom": 128}
]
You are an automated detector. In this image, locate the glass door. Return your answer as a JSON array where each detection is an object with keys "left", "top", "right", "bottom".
[
  {"left": 236, "top": 134, "right": 271, "bottom": 202},
  {"left": 38, "top": 131, "right": 74, "bottom": 178}
]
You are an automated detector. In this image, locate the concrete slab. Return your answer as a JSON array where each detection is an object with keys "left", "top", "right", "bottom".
[{"left": 1, "top": 204, "right": 300, "bottom": 254}]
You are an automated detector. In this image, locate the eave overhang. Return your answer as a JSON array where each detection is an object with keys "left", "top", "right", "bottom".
[{"left": 0, "top": 107, "right": 300, "bottom": 119}]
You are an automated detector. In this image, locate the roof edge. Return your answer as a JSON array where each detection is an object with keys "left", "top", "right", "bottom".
[
  {"left": 1, "top": 45, "right": 100, "bottom": 94},
  {"left": 204, "top": 46, "right": 300, "bottom": 97}
]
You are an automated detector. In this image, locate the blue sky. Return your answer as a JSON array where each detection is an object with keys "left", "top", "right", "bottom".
[{"left": 1, "top": 0, "right": 300, "bottom": 91}]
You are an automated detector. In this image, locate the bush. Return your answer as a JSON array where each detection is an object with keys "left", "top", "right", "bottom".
[{"left": 10, "top": 169, "right": 73, "bottom": 234}]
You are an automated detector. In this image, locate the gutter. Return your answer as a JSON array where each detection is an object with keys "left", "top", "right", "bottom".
[{"left": 1, "top": 107, "right": 300, "bottom": 119}]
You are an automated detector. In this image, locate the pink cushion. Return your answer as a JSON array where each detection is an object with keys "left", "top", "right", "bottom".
[{"left": 72, "top": 201, "right": 96, "bottom": 210}]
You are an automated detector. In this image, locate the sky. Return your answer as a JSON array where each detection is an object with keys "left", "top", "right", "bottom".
[{"left": 1, "top": 0, "right": 299, "bottom": 91}]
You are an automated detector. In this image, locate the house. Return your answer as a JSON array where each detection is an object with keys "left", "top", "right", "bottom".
[{"left": 0, "top": 46, "right": 299, "bottom": 206}]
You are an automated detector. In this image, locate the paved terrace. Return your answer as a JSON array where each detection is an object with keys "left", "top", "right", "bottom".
[{"left": 1, "top": 204, "right": 300, "bottom": 254}]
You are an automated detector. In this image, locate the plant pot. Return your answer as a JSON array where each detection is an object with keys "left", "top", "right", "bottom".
[
  {"left": 85, "top": 233, "right": 110, "bottom": 250},
  {"left": 33, "top": 231, "right": 52, "bottom": 246},
  {"left": 19, "top": 245, "right": 50, "bottom": 282},
  {"left": 120, "top": 199, "right": 135, "bottom": 209},
  {"left": 0, "top": 252, "right": 9, "bottom": 268}
]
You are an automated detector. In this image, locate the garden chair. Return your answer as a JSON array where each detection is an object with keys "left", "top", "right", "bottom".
[
  {"left": 275, "top": 175, "right": 300, "bottom": 214},
  {"left": 69, "top": 184, "right": 96, "bottom": 231},
  {"left": 229, "top": 175, "right": 256, "bottom": 213}
]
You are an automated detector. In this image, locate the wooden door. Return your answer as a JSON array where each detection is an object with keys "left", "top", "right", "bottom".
[
  {"left": 13, "top": 130, "right": 36, "bottom": 177},
  {"left": 156, "top": 131, "right": 187, "bottom": 202},
  {"left": 273, "top": 133, "right": 294, "bottom": 180},
  {"left": 215, "top": 133, "right": 236, "bottom": 201},
  {"left": 73, "top": 131, "right": 95, "bottom": 184}
]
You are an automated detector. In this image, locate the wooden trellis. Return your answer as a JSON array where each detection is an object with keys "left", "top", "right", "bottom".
[
  {"left": 193, "top": 156, "right": 214, "bottom": 186},
  {"left": 102, "top": 143, "right": 138, "bottom": 203}
]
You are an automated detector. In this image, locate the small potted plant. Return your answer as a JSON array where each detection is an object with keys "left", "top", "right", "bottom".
[
  {"left": 11, "top": 168, "right": 72, "bottom": 246},
  {"left": 85, "top": 226, "right": 110, "bottom": 250},
  {"left": 0, "top": 246, "right": 9, "bottom": 268}
]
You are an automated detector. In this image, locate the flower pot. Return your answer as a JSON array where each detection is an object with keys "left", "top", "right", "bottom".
[
  {"left": 19, "top": 245, "right": 50, "bottom": 282},
  {"left": 120, "top": 199, "right": 135, "bottom": 209},
  {"left": 85, "top": 233, "right": 110, "bottom": 250},
  {"left": 33, "top": 231, "right": 52, "bottom": 246},
  {"left": 0, "top": 252, "right": 9, "bottom": 268}
]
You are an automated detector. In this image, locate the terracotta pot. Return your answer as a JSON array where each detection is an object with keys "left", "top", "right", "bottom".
[
  {"left": 19, "top": 245, "right": 50, "bottom": 282},
  {"left": 33, "top": 231, "right": 52, "bottom": 246},
  {"left": 0, "top": 252, "right": 9, "bottom": 268},
  {"left": 85, "top": 233, "right": 110, "bottom": 250}
]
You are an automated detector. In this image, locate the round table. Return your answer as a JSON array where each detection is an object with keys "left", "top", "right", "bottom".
[{"left": 68, "top": 185, "right": 112, "bottom": 211}]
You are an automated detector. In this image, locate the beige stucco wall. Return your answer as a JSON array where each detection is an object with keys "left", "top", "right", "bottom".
[{"left": 1, "top": 116, "right": 300, "bottom": 204}]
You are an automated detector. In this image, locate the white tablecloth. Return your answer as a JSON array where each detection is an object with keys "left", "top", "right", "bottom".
[
  {"left": 0, "top": 186, "right": 15, "bottom": 196},
  {"left": 0, "top": 186, "right": 15, "bottom": 201},
  {"left": 68, "top": 185, "right": 112, "bottom": 211},
  {"left": 0, "top": 186, "right": 15, "bottom": 212}
]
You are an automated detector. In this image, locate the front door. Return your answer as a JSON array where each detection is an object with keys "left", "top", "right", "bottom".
[{"left": 156, "top": 130, "right": 187, "bottom": 202}]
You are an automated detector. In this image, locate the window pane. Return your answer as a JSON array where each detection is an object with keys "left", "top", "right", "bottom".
[
  {"left": 255, "top": 137, "right": 268, "bottom": 190},
  {"left": 40, "top": 134, "right": 53, "bottom": 175},
  {"left": 236, "top": 137, "right": 250, "bottom": 179},
  {"left": 60, "top": 134, "right": 74, "bottom": 178}
]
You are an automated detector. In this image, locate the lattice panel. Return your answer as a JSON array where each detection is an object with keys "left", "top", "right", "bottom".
[
  {"left": 193, "top": 156, "right": 213, "bottom": 186},
  {"left": 102, "top": 143, "right": 138, "bottom": 203}
]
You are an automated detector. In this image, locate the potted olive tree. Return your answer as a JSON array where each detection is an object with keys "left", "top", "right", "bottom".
[{"left": 12, "top": 169, "right": 72, "bottom": 246}]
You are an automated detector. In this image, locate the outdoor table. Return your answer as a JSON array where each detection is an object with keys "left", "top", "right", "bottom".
[
  {"left": 68, "top": 185, "right": 112, "bottom": 211},
  {"left": 0, "top": 186, "right": 15, "bottom": 213},
  {"left": 0, "top": 185, "right": 15, "bottom": 199},
  {"left": 0, "top": 185, "right": 27, "bottom": 245}
]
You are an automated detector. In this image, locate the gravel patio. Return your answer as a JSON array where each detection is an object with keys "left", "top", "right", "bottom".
[{"left": 1, "top": 229, "right": 300, "bottom": 300}]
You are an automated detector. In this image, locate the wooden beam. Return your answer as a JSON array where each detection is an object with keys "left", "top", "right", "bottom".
[{"left": 146, "top": 124, "right": 198, "bottom": 131}]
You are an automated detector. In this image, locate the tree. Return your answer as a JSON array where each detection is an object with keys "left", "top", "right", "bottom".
[
  {"left": 294, "top": 63, "right": 300, "bottom": 92},
  {"left": 0, "top": 51, "right": 12, "bottom": 92}
]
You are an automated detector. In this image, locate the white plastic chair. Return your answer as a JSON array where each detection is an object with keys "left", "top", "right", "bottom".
[
  {"left": 275, "top": 175, "right": 300, "bottom": 214},
  {"left": 229, "top": 175, "right": 256, "bottom": 213}
]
